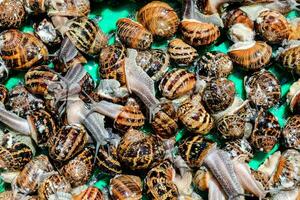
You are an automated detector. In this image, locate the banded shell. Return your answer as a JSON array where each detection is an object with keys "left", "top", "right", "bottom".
[
  {"left": 223, "top": 139, "right": 254, "bottom": 162},
  {"left": 159, "top": 69, "right": 196, "bottom": 100},
  {"left": 0, "top": 0, "right": 26, "bottom": 29},
  {"left": 177, "top": 94, "right": 214, "bottom": 135},
  {"left": 24, "top": 0, "right": 47, "bottom": 15},
  {"left": 117, "top": 129, "right": 165, "bottom": 171},
  {"left": 287, "top": 79, "right": 300, "bottom": 114},
  {"left": 223, "top": 8, "right": 254, "bottom": 29},
  {"left": 278, "top": 44, "right": 300, "bottom": 76},
  {"left": 228, "top": 41, "right": 272, "bottom": 71},
  {"left": 137, "top": 1, "right": 179, "bottom": 38},
  {"left": 196, "top": 51, "right": 233, "bottom": 79},
  {"left": 250, "top": 110, "right": 281, "bottom": 152},
  {"left": 202, "top": 78, "right": 235, "bottom": 113},
  {"left": 47, "top": 0, "right": 90, "bottom": 17},
  {"left": 0, "top": 84, "right": 8, "bottom": 104},
  {"left": 282, "top": 115, "right": 300, "bottom": 150},
  {"left": 96, "top": 145, "right": 122, "bottom": 175},
  {"left": 245, "top": 70, "right": 281, "bottom": 110},
  {"left": 38, "top": 173, "right": 71, "bottom": 200},
  {"left": 116, "top": 18, "right": 153, "bottom": 50},
  {"left": 168, "top": 38, "right": 198, "bottom": 66},
  {"left": 109, "top": 175, "right": 143, "bottom": 200},
  {"left": 48, "top": 124, "right": 88, "bottom": 162},
  {"left": 180, "top": 19, "right": 220, "bottom": 47},
  {"left": 73, "top": 186, "right": 104, "bottom": 200},
  {"left": 0, "top": 30, "right": 48, "bottom": 70},
  {"left": 256, "top": 10, "right": 291, "bottom": 44},
  {"left": 34, "top": 19, "right": 61, "bottom": 46},
  {"left": 99, "top": 45, "right": 126, "bottom": 85},
  {"left": 60, "top": 146, "right": 94, "bottom": 187}
]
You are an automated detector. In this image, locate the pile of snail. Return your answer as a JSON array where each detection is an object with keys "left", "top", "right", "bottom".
[{"left": 0, "top": 0, "right": 299, "bottom": 199}]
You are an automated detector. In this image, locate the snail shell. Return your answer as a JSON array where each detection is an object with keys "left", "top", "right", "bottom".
[
  {"left": 34, "top": 18, "right": 61, "bottom": 46},
  {"left": 0, "top": 0, "right": 26, "bottom": 29},
  {"left": 168, "top": 38, "right": 198, "bottom": 66},
  {"left": 223, "top": 8, "right": 254, "bottom": 29},
  {"left": 287, "top": 79, "right": 300, "bottom": 114},
  {"left": 180, "top": 19, "right": 220, "bottom": 47},
  {"left": 282, "top": 115, "right": 300, "bottom": 150},
  {"left": 177, "top": 94, "right": 214, "bottom": 135},
  {"left": 159, "top": 69, "right": 196, "bottom": 100},
  {"left": 47, "top": 0, "right": 90, "bottom": 17},
  {"left": 73, "top": 186, "right": 104, "bottom": 200},
  {"left": 96, "top": 145, "right": 122, "bottom": 175},
  {"left": 116, "top": 18, "right": 153, "bottom": 50},
  {"left": 278, "top": 44, "right": 300, "bottom": 76},
  {"left": 109, "top": 175, "right": 143, "bottom": 200},
  {"left": 0, "top": 84, "right": 8, "bottom": 104},
  {"left": 228, "top": 41, "right": 272, "bottom": 71},
  {"left": 245, "top": 69, "right": 281, "bottom": 110},
  {"left": 24, "top": 0, "right": 47, "bottom": 15},
  {"left": 0, "top": 57, "right": 8, "bottom": 83},
  {"left": 223, "top": 139, "right": 254, "bottom": 162},
  {"left": 137, "top": 1, "right": 179, "bottom": 38},
  {"left": 117, "top": 129, "right": 165, "bottom": 171},
  {"left": 250, "top": 110, "right": 281, "bottom": 152}
]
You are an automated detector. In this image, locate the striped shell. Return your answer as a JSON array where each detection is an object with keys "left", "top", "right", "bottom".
[
  {"left": 117, "top": 129, "right": 165, "bottom": 171},
  {"left": 180, "top": 19, "right": 220, "bottom": 47},
  {"left": 223, "top": 139, "right": 254, "bottom": 162},
  {"left": 137, "top": 1, "right": 179, "bottom": 38},
  {"left": 245, "top": 70, "right": 281, "bottom": 110},
  {"left": 73, "top": 186, "right": 104, "bottom": 200},
  {"left": 48, "top": 124, "right": 88, "bottom": 162},
  {"left": 278, "top": 44, "right": 300, "bottom": 76},
  {"left": 168, "top": 38, "right": 198, "bottom": 66},
  {"left": 159, "top": 69, "right": 196, "bottom": 100},
  {"left": 116, "top": 18, "right": 153, "bottom": 50},
  {"left": 47, "top": 0, "right": 90, "bottom": 17},
  {"left": 96, "top": 145, "right": 122, "bottom": 175},
  {"left": 282, "top": 115, "right": 300, "bottom": 150},
  {"left": 177, "top": 94, "right": 214, "bottom": 135},
  {"left": 0, "top": 30, "right": 48, "bottom": 70},
  {"left": 256, "top": 10, "right": 291, "bottom": 44},
  {"left": 99, "top": 45, "right": 126, "bottom": 85},
  {"left": 228, "top": 41, "right": 272, "bottom": 71},
  {"left": 223, "top": 9, "right": 254, "bottom": 29},
  {"left": 217, "top": 114, "right": 248, "bottom": 140},
  {"left": 110, "top": 175, "right": 143, "bottom": 200},
  {"left": 24, "top": 0, "right": 47, "bottom": 15},
  {"left": 65, "top": 17, "right": 107, "bottom": 55},
  {"left": 0, "top": 84, "right": 8, "bottom": 104},
  {"left": 250, "top": 110, "right": 281, "bottom": 152},
  {"left": 0, "top": 0, "right": 26, "bottom": 29}
]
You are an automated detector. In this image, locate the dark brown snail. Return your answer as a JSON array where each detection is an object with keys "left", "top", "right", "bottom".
[
  {"left": 223, "top": 8, "right": 254, "bottom": 29},
  {"left": 96, "top": 144, "right": 122, "bottom": 175}
]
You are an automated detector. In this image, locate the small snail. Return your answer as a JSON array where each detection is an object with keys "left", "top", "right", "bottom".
[
  {"left": 73, "top": 186, "right": 105, "bottom": 200},
  {"left": 224, "top": 139, "right": 254, "bottom": 163},
  {"left": 96, "top": 144, "right": 122, "bottom": 175},
  {"left": 0, "top": 0, "right": 26, "bottom": 29},
  {"left": 282, "top": 115, "right": 300, "bottom": 150},
  {"left": 223, "top": 8, "right": 254, "bottom": 29}
]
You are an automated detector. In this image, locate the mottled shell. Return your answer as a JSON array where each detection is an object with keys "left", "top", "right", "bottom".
[
  {"left": 24, "top": 0, "right": 47, "bottom": 15},
  {"left": 137, "top": 1, "right": 179, "bottom": 38},
  {"left": 282, "top": 115, "right": 300, "bottom": 150},
  {"left": 0, "top": 84, "right": 8, "bottom": 104},
  {"left": 34, "top": 19, "right": 61, "bottom": 46},
  {"left": 217, "top": 114, "right": 247, "bottom": 140},
  {"left": 278, "top": 45, "right": 300, "bottom": 76},
  {"left": 16, "top": 155, "right": 54, "bottom": 194},
  {"left": 60, "top": 146, "right": 94, "bottom": 187},
  {"left": 116, "top": 18, "right": 153, "bottom": 50},
  {"left": 168, "top": 38, "right": 198, "bottom": 66},
  {"left": 178, "top": 135, "right": 216, "bottom": 168},
  {"left": 117, "top": 129, "right": 165, "bottom": 171},
  {"left": 99, "top": 45, "right": 126, "bottom": 85},
  {"left": 110, "top": 175, "right": 143, "bottom": 200},
  {"left": 202, "top": 78, "right": 235, "bottom": 113},
  {"left": 0, "top": 30, "right": 48, "bottom": 70},
  {"left": 228, "top": 41, "right": 272, "bottom": 71},
  {"left": 223, "top": 139, "right": 254, "bottom": 162},
  {"left": 180, "top": 19, "right": 220, "bottom": 47},
  {"left": 256, "top": 10, "right": 291, "bottom": 44},
  {"left": 73, "top": 186, "right": 104, "bottom": 200},
  {"left": 195, "top": 51, "right": 233, "bottom": 78},
  {"left": 38, "top": 173, "right": 71, "bottom": 200},
  {"left": 245, "top": 70, "right": 281, "bottom": 109},
  {"left": 136, "top": 49, "right": 170, "bottom": 81},
  {"left": 250, "top": 110, "right": 281, "bottom": 152},
  {"left": 65, "top": 18, "right": 107, "bottom": 55},
  {"left": 0, "top": 0, "right": 26, "bottom": 29},
  {"left": 96, "top": 145, "right": 122, "bottom": 175},
  {"left": 177, "top": 94, "right": 214, "bottom": 135},
  {"left": 47, "top": 0, "right": 90, "bottom": 17},
  {"left": 48, "top": 124, "right": 88, "bottom": 162},
  {"left": 223, "top": 9, "right": 254, "bottom": 29},
  {"left": 159, "top": 69, "right": 196, "bottom": 100}
]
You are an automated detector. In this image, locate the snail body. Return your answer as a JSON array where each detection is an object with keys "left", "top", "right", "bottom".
[{"left": 96, "top": 145, "right": 122, "bottom": 175}]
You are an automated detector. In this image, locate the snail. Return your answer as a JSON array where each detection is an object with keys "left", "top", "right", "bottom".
[
  {"left": 96, "top": 144, "right": 122, "bottom": 175},
  {"left": 222, "top": 8, "right": 254, "bottom": 30},
  {"left": 72, "top": 186, "right": 105, "bottom": 200},
  {"left": 277, "top": 40, "right": 300, "bottom": 76},
  {"left": 0, "top": 0, "right": 26, "bottom": 29},
  {"left": 287, "top": 79, "right": 300, "bottom": 114},
  {"left": 34, "top": 18, "right": 61, "bottom": 46},
  {"left": 282, "top": 115, "right": 300, "bottom": 150}
]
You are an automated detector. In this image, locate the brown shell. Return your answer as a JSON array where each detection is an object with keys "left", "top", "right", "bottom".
[
  {"left": 0, "top": 30, "right": 48, "bottom": 70},
  {"left": 137, "top": 1, "right": 179, "bottom": 38},
  {"left": 250, "top": 110, "right": 281, "bottom": 152},
  {"left": 117, "top": 129, "right": 165, "bottom": 171},
  {"left": 288, "top": 80, "right": 300, "bottom": 114},
  {"left": 228, "top": 41, "right": 272, "bottom": 71},
  {"left": 278, "top": 45, "right": 300, "bottom": 76},
  {"left": 152, "top": 112, "right": 178, "bottom": 139},
  {"left": 245, "top": 70, "right": 281, "bottom": 110},
  {"left": 60, "top": 146, "right": 94, "bottom": 187},
  {"left": 256, "top": 10, "right": 291, "bottom": 44},
  {"left": 0, "top": 0, "right": 26, "bottom": 29},
  {"left": 0, "top": 84, "right": 8, "bottom": 104},
  {"left": 116, "top": 18, "right": 153, "bottom": 50},
  {"left": 65, "top": 17, "right": 107, "bottom": 55},
  {"left": 223, "top": 139, "right": 254, "bottom": 162},
  {"left": 217, "top": 114, "right": 247, "bottom": 140},
  {"left": 180, "top": 19, "right": 220, "bottom": 47},
  {"left": 282, "top": 115, "right": 300, "bottom": 150},
  {"left": 223, "top": 9, "right": 254, "bottom": 29},
  {"left": 96, "top": 145, "right": 122, "bottom": 175},
  {"left": 99, "top": 45, "right": 127, "bottom": 85},
  {"left": 16, "top": 155, "right": 54, "bottom": 194},
  {"left": 38, "top": 173, "right": 71, "bottom": 200},
  {"left": 110, "top": 175, "right": 143, "bottom": 200},
  {"left": 48, "top": 124, "right": 88, "bottom": 162},
  {"left": 177, "top": 94, "right": 214, "bottom": 135},
  {"left": 73, "top": 186, "right": 105, "bottom": 200},
  {"left": 196, "top": 51, "right": 233, "bottom": 79},
  {"left": 47, "top": 0, "right": 90, "bottom": 17},
  {"left": 168, "top": 38, "right": 198, "bottom": 66},
  {"left": 159, "top": 69, "right": 196, "bottom": 100},
  {"left": 24, "top": 0, "right": 47, "bottom": 15},
  {"left": 202, "top": 78, "right": 235, "bottom": 113}
]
